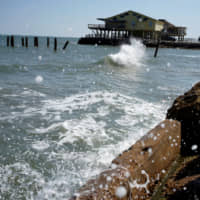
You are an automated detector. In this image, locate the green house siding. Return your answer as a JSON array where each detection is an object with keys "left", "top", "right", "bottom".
[
  {"left": 86, "top": 10, "right": 186, "bottom": 42},
  {"left": 103, "top": 11, "right": 164, "bottom": 32}
]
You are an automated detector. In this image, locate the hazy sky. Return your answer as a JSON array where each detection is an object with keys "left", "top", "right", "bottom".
[{"left": 1, "top": 0, "right": 200, "bottom": 38}]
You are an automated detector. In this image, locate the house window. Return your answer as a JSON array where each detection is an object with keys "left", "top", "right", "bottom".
[
  {"left": 149, "top": 21, "right": 153, "bottom": 27},
  {"left": 132, "top": 21, "right": 135, "bottom": 27}
]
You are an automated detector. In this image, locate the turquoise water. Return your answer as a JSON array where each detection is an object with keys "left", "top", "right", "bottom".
[{"left": 0, "top": 36, "right": 200, "bottom": 199}]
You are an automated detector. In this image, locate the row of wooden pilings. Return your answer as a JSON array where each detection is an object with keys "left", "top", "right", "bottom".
[{"left": 6, "top": 35, "right": 69, "bottom": 51}]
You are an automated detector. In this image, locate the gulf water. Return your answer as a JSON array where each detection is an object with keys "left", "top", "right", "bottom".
[{"left": 0, "top": 36, "right": 200, "bottom": 199}]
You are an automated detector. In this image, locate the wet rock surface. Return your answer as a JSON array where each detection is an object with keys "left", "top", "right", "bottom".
[
  {"left": 163, "top": 81, "right": 200, "bottom": 199},
  {"left": 70, "top": 120, "right": 181, "bottom": 200},
  {"left": 167, "top": 82, "right": 200, "bottom": 156},
  {"left": 162, "top": 156, "right": 200, "bottom": 200},
  {"left": 167, "top": 177, "right": 200, "bottom": 200}
]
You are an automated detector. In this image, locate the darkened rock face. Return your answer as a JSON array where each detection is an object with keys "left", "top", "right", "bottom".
[
  {"left": 168, "top": 177, "right": 200, "bottom": 200},
  {"left": 167, "top": 82, "right": 200, "bottom": 156}
]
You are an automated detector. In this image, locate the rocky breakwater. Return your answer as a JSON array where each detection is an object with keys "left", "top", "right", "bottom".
[
  {"left": 69, "top": 82, "right": 200, "bottom": 200},
  {"left": 164, "top": 81, "right": 200, "bottom": 199},
  {"left": 69, "top": 120, "right": 181, "bottom": 200}
]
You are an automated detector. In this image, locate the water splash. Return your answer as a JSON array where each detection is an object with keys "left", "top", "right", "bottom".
[
  {"left": 107, "top": 39, "right": 146, "bottom": 67},
  {"left": 129, "top": 170, "right": 150, "bottom": 193}
]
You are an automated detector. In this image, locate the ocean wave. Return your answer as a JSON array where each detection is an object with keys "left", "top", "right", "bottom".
[
  {"left": 34, "top": 91, "right": 165, "bottom": 146},
  {"left": 0, "top": 64, "right": 29, "bottom": 73},
  {"left": 105, "top": 39, "right": 146, "bottom": 67},
  {"left": 0, "top": 90, "right": 165, "bottom": 199}
]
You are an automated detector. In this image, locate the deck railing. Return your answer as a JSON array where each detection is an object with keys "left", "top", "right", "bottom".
[
  {"left": 88, "top": 24, "right": 106, "bottom": 29},
  {"left": 84, "top": 33, "right": 128, "bottom": 40}
]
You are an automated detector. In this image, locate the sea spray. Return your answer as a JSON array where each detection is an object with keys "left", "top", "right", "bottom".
[
  {"left": 1, "top": 36, "right": 195, "bottom": 200},
  {"left": 107, "top": 39, "right": 146, "bottom": 67}
]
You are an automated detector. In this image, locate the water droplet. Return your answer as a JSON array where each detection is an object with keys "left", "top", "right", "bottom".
[
  {"left": 106, "top": 176, "right": 112, "bottom": 182},
  {"left": 191, "top": 144, "right": 198, "bottom": 151},
  {"left": 161, "top": 123, "right": 165, "bottom": 128},
  {"left": 38, "top": 55, "right": 42, "bottom": 61},
  {"left": 35, "top": 75, "right": 43, "bottom": 83},
  {"left": 115, "top": 186, "right": 127, "bottom": 198}
]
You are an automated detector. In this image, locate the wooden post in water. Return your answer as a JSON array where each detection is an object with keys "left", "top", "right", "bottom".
[
  {"left": 10, "top": 35, "right": 14, "bottom": 47},
  {"left": 6, "top": 36, "right": 9, "bottom": 47},
  {"left": 54, "top": 38, "right": 57, "bottom": 51},
  {"left": 47, "top": 37, "right": 50, "bottom": 48},
  {"left": 21, "top": 37, "right": 24, "bottom": 47},
  {"left": 62, "top": 40, "right": 69, "bottom": 50},
  {"left": 25, "top": 37, "right": 28, "bottom": 48},
  {"left": 154, "top": 39, "right": 160, "bottom": 58},
  {"left": 154, "top": 30, "right": 165, "bottom": 58},
  {"left": 34, "top": 37, "right": 38, "bottom": 47}
]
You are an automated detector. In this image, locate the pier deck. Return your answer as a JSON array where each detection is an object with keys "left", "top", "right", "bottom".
[{"left": 78, "top": 37, "right": 200, "bottom": 49}]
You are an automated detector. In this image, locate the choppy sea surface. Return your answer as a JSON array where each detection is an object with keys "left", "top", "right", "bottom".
[{"left": 1, "top": 36, "right": 200, "bottom": 199}]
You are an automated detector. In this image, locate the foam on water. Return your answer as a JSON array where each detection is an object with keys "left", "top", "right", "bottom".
[
  {"left": 33, "top": 91, "right": 165, "bottom": 146},
  {"left": 107, "top": 39, "right": 146, "bottom": 67},
  {"left": 32, "top": 140, "right": 50, "bottom": 151},
  {"left": 0, "top": 89, "right": 166, "bottom": 199},
  {"left": 0, "top": 163, "right": 45, "bottom": 199},
  {"left": 1, "top": 36, "right": 200, "bottom": 200},
  {"left": 21, "top": 88, "right": 46, "bottom": 97},
  {"left": 0, "top": 90, "right": 165, "bottom": 198}
]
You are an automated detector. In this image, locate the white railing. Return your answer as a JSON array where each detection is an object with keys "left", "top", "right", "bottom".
[{"left": 88, "top": 24, "right": 106, "bottom": 29}]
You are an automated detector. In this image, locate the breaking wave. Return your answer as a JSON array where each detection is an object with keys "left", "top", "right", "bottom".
[{"left": 106, "top": 39, "right": 146, "bottom": 67}]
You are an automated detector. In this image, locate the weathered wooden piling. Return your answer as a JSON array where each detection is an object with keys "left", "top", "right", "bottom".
[
  {"left": 6, "top": 36, "right": 10, "bottom": 47},
  {"left": 63, "top": 40, "right": 69, "bottom": 50},
  {"left": 54, "top": 38, "right": 57, "bottom": 51},
  {"left": 47, "top": 37, "right": 50, "bottom": 48},
  {"left": 34, "top": 37, "right": 38, "bottom": 47},
  {"left": 10, "top": 35, "right": 14, "bottom": 47},
  {"left": 154, "top": 41, "right": 160, "bottom": 58},
  {"left": 21, "top": 37, "right": 24, "bottom": 47},
  {"left": 25, "top": 37, "right": 28, "bottom": 48},
  {"left": 154, "top": 38, "right": 161, "bottom": 58}
]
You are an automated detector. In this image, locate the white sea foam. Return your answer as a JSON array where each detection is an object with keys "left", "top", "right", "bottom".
[
  {"left": 32, "top": 141, "right": 50, "bottom": 151},
  {"left": 0, "top": 163, "right": 45, "bottom": 199},
  {"left": 0, "top": 90, "right": 165, "bottom": 199},
  {"left": 108, "top": 39, "right": 146, "bottom": 67},
  {"left": 33, "top": 91, "right": 164, "bottom": 147},
  {"left": 129, "top": 170, "right": 150, "bottom": 193},
  {"left": 21, "top": 89, "right": 46, "bottom": 97},
  {"left": 58, "top": 117, "right": 108, "bottom": 146},
  {"left": 42, "top": 91, "right": 125, "bottom": 113}
]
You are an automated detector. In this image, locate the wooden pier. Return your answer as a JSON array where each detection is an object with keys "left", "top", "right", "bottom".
[
  {"left": 78, "top": 36, "right": 200, "bottom": 49},
  {"left": 1, "top": 35, "right": 69, "bottom": 51},
  {"left": 144, "top": 40, "right": 200, "bottom": 49}
]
